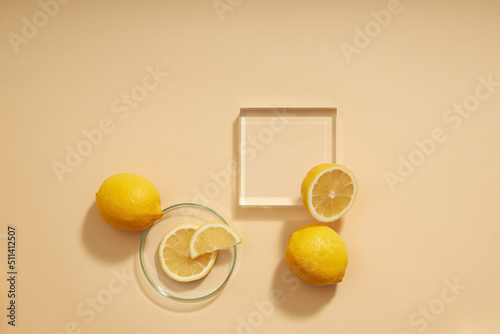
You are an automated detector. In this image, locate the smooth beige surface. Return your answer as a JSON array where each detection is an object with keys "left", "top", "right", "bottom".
[{"left": 1, "top": 0, "right": 500, "bottom": 333}]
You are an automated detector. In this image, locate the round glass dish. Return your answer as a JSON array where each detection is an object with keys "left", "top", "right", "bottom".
[{"left": 139, "top": 203, "right": 237, "bottom": 302}]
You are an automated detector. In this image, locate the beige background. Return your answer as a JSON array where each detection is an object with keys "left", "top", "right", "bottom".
[{"left": 1, "top": 0, "right": 500, "bottom": 333}]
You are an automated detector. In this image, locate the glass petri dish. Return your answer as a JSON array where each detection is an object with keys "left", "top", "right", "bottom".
[{"left": 139, "top": 203, "right": 237, "bottom": 302}]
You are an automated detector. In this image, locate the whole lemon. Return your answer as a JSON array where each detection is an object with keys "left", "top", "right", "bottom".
[
  {"left": 95, "top": 173, "right": 163, "bottom": 231},
  {"left": 285, "top": 223, "right": 348, "bottom": 286}
]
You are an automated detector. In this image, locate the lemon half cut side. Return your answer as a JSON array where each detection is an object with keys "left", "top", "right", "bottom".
[{"left": 301, "top": 163, "right": 358, "bottom": 223}]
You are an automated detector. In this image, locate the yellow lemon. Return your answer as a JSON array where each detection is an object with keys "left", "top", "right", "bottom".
[
  {"left": 158, "top": 223, "right": 218, "bottom": 282},
  {"left": 285, "top": 223, "right": 348, "bottom": 286},
  {"left": 188, "top": 222, "right": 242, "bottom": 259},
  {"left": 301, "top": 163, "right": 358, "bottom": 222},
  {"left": 95, "top": 173, "right": 162, "bottom": 231}
]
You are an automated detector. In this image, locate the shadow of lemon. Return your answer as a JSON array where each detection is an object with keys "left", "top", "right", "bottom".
[
  {"left": 81, "top": 202, "right": 141, "bottom": 263},
  {"left": 271, "top": 258, "right": 337, "bottom": 317}
]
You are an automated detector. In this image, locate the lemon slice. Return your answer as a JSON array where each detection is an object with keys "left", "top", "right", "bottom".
[
  {"left": 301, "top": 163, "right": 358, "bottom": 222},
  {"left": 189, "top": 222, "right": 242, "bottom": 259},
  {"left": 158, "top": 223, "right": 218, "bottom": 282}
]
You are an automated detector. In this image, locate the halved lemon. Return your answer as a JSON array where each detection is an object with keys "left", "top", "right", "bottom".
[
  {"left": 158, "top": 223, "right": 218, "bottom": 282},
  {"left": 189, "top": 222, "right": 242, "bottom": 259},
  {"left": 301, "top": 163, "right": 358, "bottom": 222}
]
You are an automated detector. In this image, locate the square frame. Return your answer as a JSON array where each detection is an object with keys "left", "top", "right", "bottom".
[{"left": 239, "top": 107, "right": 336, "bottom": 206}]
